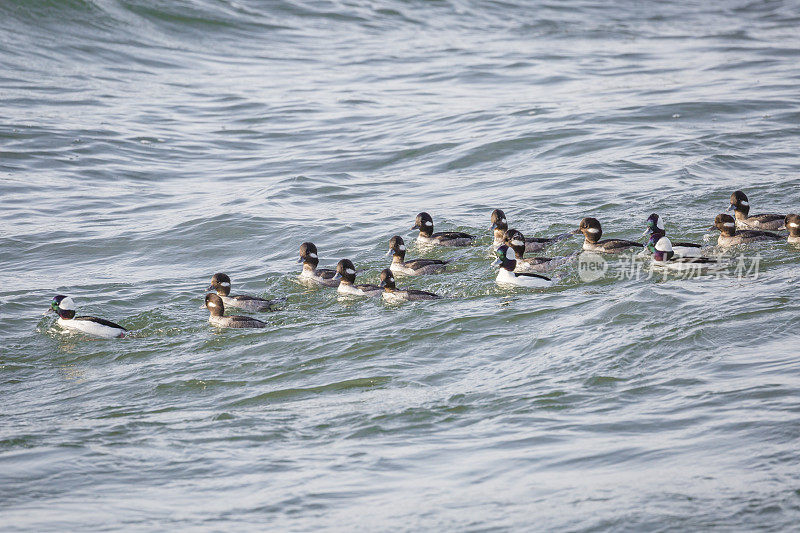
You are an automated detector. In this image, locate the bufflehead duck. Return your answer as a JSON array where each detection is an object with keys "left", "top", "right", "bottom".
[
  {"left": 573, "top": 217, "right": 642, "bottom": 253},
  {"left": 205, "top": 294, "right": 267, "bottom": 329},
  {"left": 785, "top": 214, "right": 800, "bottom": 244},
  {"left": 298, "top": 242, "right": 339, "bottom": 286},
  {"left": 490, "top": 208, "right": 573, "bottom": 251},
  {"left": 649, "top": 237, "right": 724, "bottom": 271},
  {"left": 504, "top": 229, "right": 575, "bottom": 273},
  {"left": 713, "top": 213, "right": 782, "bottom": 247},
  {"left": 208, "top": 273, "right": 285, "bottom": 311},
  {"left": 491, "top": 245, "right": 552, "bottom": 287},
  {"left": 46, "top": 295, "right": 127, "bottom": 339},
  {"left": 379, "top": 268, "right": 441, "bottom": 302},
  {"left": 642, "top": 213, "right": 702, "bottom": 258},
  {"left": 412, "top": 212, "right": 474, "bottom": 246},
  {"left": 387, "top": 235, "right": 448, "bottom": 275},
  {"left": 728, "top": 190, "right": 785, "bottom": 230},
  {"left": 334, "top": 259, "right": 382, "bottom": 297}
]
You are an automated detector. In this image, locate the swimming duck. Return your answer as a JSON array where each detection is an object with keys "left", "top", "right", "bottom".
[
  {"left": 642, "top": 213, "right": 702, "bottom": 258},
  {"left": 573, "top": 217, "right": 642, "bottom": 253},
  {"left": 412, "top": 212, "right": 474, "bottom": 246},
  {"left": 205, "top": 294, "right": 267, "bottom": 329},
  {"left": 334, "top": 259, "right": 382, "bottom": 297},
  {"left": 298, "top": 242, "right": 339, "bottom": 286},
  {"left": 649, "top": 236, "right": 724, "bottom": 271},
  {"left": 504, "top": 229, "right": 575, "bottom": 273},
  {"left": 490, "top": 208, "right": 573, "bottom": 251},
  {"left": 786, "top": 214, "right": 800, "bottom": 244},
  {"left": 387, "top": 235, "right": 448, "bottom": 275},
  {"left": 713, "top": 213, "right": 782, "bottom": 246},
  {"left": 46, "top": 295, "right": 127, "bottom": 339},
  {"left": 208, "top": 273, "right": 285, "bottom": 311},
  {"left": 728, "top": 190, "right": 785, "bottom": 230},
  {"left": 492, "top": 245, "right": 552, "bottom": 287},
  {"left": 378, "top": 268, "right": 441, "bottom": 302}
]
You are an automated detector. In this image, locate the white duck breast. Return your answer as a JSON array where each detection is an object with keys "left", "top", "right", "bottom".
[
  {"left": 496, "top": 268, "right": 552, "bottom": 287},
  {"left": 300, "top": 267, "right": 339, "bottom": 286},
  {"left": 338, "top": 283, "right": 381, "bottom": 297},
  {"left": 57, "top": 317, "right": 127, "bottom": 339}
]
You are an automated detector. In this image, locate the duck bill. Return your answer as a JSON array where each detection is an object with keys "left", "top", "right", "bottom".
[
  {"left": 296, "top": 256, "right": 304, "bottom": 263},
  {"left": 207, "top": 284, "right": 215, "bottom": 291},
  {"left": 726, "top": 204, "right": 735, "bottom": 212},
  {"left": 332, "top": 273, "right": 341, "bottom": 281},
  {"left": 491, "top": 258, "right": 502, "bottom": 267},
  {"left": 378, "top": 281, "right": 386, "bottom": 288},
  {"left": 411, "top": 224, "right": 420, "bottom": 230},
  {"left": 385, "top": 249, "right": 394, "bottom": 256},
  {"left": 571, "top": 228, "right": 583, "bottom": 234},
  {"left": 43, "top": 308, "right": 54, "bottom": 316},
  {"left": 489, "top": 223, "right": 498, "bottom": 230}
]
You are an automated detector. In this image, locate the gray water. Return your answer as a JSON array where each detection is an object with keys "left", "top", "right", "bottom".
[{"left": 2, "top": 0, "right": 800, "bottom": 530}]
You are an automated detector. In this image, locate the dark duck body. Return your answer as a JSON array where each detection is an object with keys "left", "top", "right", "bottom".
[
  {"left": 387, "top": 235, "right": 448, "bottom": 275},
  {"left": 412, "top": 212, "right": 474, "bottom": 246},
  {"left": 728, "top": 190, "right": 785, "bottom": 231}
]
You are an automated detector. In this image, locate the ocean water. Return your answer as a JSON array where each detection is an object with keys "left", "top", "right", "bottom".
[{"left": 2, "top": 0, "right": 800, "bottom": 530}]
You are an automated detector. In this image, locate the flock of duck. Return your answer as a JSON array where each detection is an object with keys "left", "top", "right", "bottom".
[{"left": 46, "top": 190, "right": 799, "bottom": 338}]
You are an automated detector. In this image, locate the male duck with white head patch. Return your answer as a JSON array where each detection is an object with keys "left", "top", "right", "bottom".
[
  {"left": 728, "top": 190, "right": 785, "bottom": 230},
  {"left": 785, "top": 214, "right": 800, "bottom": 244},
  {"left": 643, "top": 213, "right": 702, "bottom": 258},
  {"left": 205, "top": 294, "right": 267, "bottom": 329},
  {"left": 378, "top": 268, "right": 441, "bottom": 302},
  {"left": 492, "top": 245, "right": 552, "bottom": 287},
  {"left": 412, "top": 212, "right": 474, "bottom": 246},
  {"left": 46, "top": 295, "right": 127, "bottom": 339},
  {"left": 574, "top": 217, "right": 642, "bottom": 253},
  {"left": 713, "top": 213, "right": 782, "bottom": 247},
  {"left": 490, "top": 208, "right": 573, "bottom": 251},
  {"left": 334, "top": 259, "right": 382, "bottom": 297},
  {"left": 387, "top": 235, "right": 448, "bottom": 275},
  {"left": 298, "top": 242, "right": 339, "bottom": 286},
  {"left": 208, "top": 273, "right": 285, "bottom": 311}
]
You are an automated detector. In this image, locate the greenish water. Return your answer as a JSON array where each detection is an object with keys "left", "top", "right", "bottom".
[{"left": 2, "top": 0, "right": 800, "bottom": 530}]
